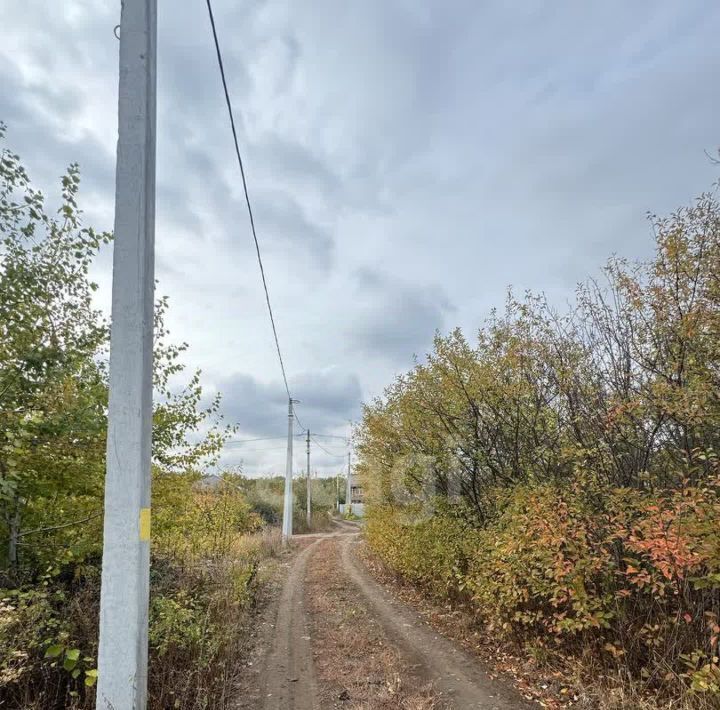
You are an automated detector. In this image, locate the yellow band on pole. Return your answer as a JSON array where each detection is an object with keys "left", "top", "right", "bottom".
[{"left": 139, "top": 508, "right": 151, "bottom": 541}]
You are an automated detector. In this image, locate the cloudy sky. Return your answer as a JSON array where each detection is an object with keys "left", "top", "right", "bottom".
[{"left": 2, "top": 0, "right": 719, "bottom": 475}]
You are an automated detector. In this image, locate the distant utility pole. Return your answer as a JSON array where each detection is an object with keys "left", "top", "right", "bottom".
[
  {"left": 97, "top": 1, "right": 156, "bottom": 708},
  {"left": 282, "top": 399, "right": 297, "bottom": 541},
  {"left": 346, "top": 449, "right": 352, "bottom": 514},
  {"left": 306, "top": 429, "right": 311, "bottom": 527},
  {"left": 345, "top": 423, "right": 353, "bottom": 514}
]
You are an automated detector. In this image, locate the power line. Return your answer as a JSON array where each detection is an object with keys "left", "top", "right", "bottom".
[
  {"left": 228, "top": 441, "right": 287, "bottom": 455},
  {"left": 315, "top": 443, "right": 347, "bottom": 455},
  {"left": 312, "top": 433, "right": 349, "bottom": 441},
  {"left": 231, "top": 449, "right": 289, "bottom": 454},
  {"left": 225, "top": 436, "right": 288, "bottom": 445},
  {"left": 229, "top": 445, "right": 293, "bottom": 453},
  {"left": 292, "top": 406, "right": 306, "bottom": 433},
  {"left": 311, "top": 436, "right": 347, "bottom": 459},
  {"left": 206, "top": 0, "right": 358, "bottom": 488},
  {"left": 205, "top": 0, "right": 292, "bottom": 402},
  {"left": 311, "top": 436, "right": 348, "bottom": 452}
]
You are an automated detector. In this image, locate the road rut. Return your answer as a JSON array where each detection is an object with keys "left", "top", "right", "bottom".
[
  {"left": 340, "top": 535, "right": 532, "bottom": 709},
  {"left": 261, "top": 539, "right": 320, "bottom": 710},
  {"left": 239, "top": 522, "right": 532, "bottom": 708}
]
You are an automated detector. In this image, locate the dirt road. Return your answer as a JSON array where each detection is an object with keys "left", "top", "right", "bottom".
[{"left": 235, "top": 522, "right": 532, "bottom": 709}]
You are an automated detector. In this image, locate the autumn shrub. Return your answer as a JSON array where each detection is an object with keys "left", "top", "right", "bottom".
[
  {"left": 1, "top": 463, "right": 275, "bottom": 709},
  {"left": 365, "top": 480, "right": 720, "bottom": 702},
  {"left": 147, "top": 552, "right": 265, "bottom": 709},
  {"left": 143, "top": 477, "right": 280, "bottom": 709},
  {"left": 465, "top": 484, "right": 616, "bottom": 642},
  {"left": 607, "top": 480, "right": 720, "bottom": 695},
  {"left": 489, "top": 480, "right": 719, "bottom": 694},
  {"left": 0, "top": 564, "right": 102, "bottom": 709},
  {"left": 0, "top": 523, "right": 282, "bottom": 709},
  {"left": 365, "top": 503, "right": 477, "bottom": 599},
  {"left": 359, "top": 179, "right": 720, "bottom": 704}
]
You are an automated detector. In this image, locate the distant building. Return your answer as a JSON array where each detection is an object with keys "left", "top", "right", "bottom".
[
  {"left": 350, "top": 472, "right": 363, "bottom": 504},
  {"left": 340, "top": 472, "right": 364, "bottom": 517}
]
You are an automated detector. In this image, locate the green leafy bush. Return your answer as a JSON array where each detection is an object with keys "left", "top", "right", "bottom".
[{"left": 0, "top": 125, "right": 274, "bottom": 709}]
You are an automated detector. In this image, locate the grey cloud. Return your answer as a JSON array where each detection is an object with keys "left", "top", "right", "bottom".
[
  {"left": 214, "top": 373, "right": 288, "bottom": 436},
  {"left": 216, "top": 366, "right": 361, "bottom": 475},
  {"left": 253, "top": 189, "right": 335, "bottom": 269},
  {"left": 4, "top": 0, "right": 720, "bottom": 472},
  {"left": 290, "top": 370, "right": 363, "bottom": 430},
  {"left": 216, "top": 369, "right": 361, "bottom": 437},
  {"left": 249, "top": 134, "right": 341, "bottom": 198},
  {"left": 251, "top": 135, "right": 392, "bottom": 219},
  {"left": 146, "top": 5, "right": 339, "bottom": 273},
  {"left": 0, "top": 57, "right": 114, "bottom": 200},
  {"left": 348, "top": 268, "right": 455, "bottom": 363}
]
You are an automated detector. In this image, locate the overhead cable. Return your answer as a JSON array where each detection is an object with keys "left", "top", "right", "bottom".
[
  {"left": 205, "top": 0, "right": 293, "bottom": 402},
  {"left": 311, "top": 436, "right": 347, "bottom": 459}
]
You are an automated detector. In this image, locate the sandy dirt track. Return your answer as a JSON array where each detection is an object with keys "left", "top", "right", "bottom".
[{"left": 235, "top": 521, "right": 532, "bottom": 709}]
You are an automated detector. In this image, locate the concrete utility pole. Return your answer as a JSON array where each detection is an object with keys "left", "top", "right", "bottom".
[
  {"left": 282, "top": 399, "right": 296, "bottom": 541},
  {"left": 97, "top": 1, "right": 156, "bottom": 708},
  {"left": 306, "top": 429, "right": 311, "bottom": 527},
  {"left": 346, "top": 449, "right": 352, "bottom": 515}
]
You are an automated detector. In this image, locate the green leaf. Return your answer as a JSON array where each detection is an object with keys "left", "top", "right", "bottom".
[
  {"left": 85, "top": 669, "right": 98, "bottom": 687},
  {"left": 44, "top": 644, "right": 63, "bottom": 659},
  {"left": 65, "top": 648, "right": 81, "bottom": 662}
]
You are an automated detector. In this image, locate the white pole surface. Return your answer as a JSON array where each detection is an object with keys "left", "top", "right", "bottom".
[
  {"left": 346, "top": 449, "right": 352, "bottom": 514},
  {"left": 282, "top": 399, "right": 294, "bottom": 540},
  {"left": 97, "top": 1, "right": 156, "bottom": 707},
  {"left": 306, "top": 429, "right": 311, "bottom": 527}
]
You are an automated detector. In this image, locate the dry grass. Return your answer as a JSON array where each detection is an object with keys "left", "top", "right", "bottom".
[
  {"left": 146, "top": 534, "right": 285, "bottom": 709},
  {"left": 235, "top": 526, "right": 283, "bottom": 559},
  {"left": 304, "top": 538, "right": 443, "bottom": 709},
  {"left": 293, "top": 511, "right": 336, "bottom": 535}
]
